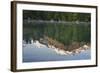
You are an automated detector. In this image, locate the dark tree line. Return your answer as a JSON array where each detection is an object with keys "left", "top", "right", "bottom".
[{"left": 23, "top": 10, "right": 91, "bottom": 22}]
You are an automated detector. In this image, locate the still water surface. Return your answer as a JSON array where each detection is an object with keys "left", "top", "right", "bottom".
[{"left": 23, "top": 43, "right": 91, "bottom": 62}]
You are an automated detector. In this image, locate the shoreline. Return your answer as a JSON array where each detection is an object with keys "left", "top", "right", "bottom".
[
  {"left": 23, "top": 40, "right": 90, "bottom": 56},
  {"left": 47, "top": 44, "right": 90, "bottom": 55}
]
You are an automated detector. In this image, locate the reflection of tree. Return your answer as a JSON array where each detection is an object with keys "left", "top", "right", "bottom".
[{"left": 23, "top": 10, "right": 91, "bottom": 51}]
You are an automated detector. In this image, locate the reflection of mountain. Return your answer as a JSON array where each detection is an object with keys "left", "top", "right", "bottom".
[
  {"left": 40, "top": 36, "right": 90, "bottom": 51},
  {"left": 23, "top": 21, "right": 91, "bottom": 52},
  {"left": 23, "top": 36, "right": 90, "bottom": 55}
]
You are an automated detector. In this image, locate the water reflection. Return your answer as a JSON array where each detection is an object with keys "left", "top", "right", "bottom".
[{"left": 23, "top": 39, "right": 91, "bottom": 62}]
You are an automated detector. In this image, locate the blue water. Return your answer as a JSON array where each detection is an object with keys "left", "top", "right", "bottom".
[{"left": 23, "top": 44, "right": 91, "bottom": 62}]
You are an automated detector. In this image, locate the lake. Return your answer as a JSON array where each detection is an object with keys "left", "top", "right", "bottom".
[{"left": 23, "top": 43, "right": 91, "bottom": 62}]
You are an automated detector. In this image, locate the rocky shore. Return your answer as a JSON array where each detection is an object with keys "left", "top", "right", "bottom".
[
  {"left": 47, "top": 44, "right": 90, "bottom": 55},
  {"left": 39, "top": 36, "right": 90, "bottom": 55},
  {"left": 23, "top": 36, "right": 90, "bottom": 55}
]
